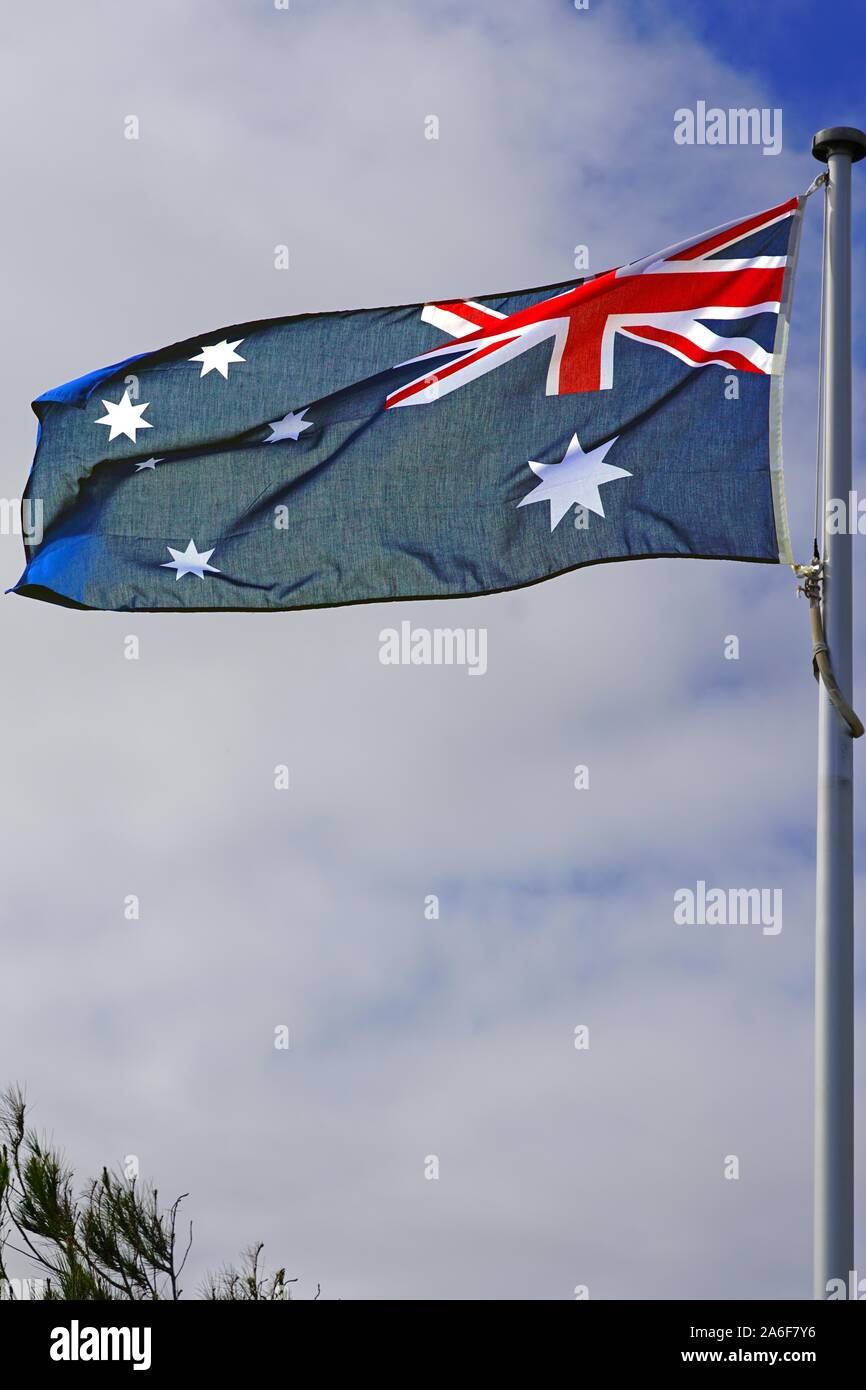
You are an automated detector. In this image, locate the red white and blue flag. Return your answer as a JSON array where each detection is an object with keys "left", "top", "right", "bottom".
[{"left": 15, "top": 195, "right": 806, "bottom": 611}]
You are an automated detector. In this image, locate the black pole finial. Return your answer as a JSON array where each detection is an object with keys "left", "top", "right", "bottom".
[{"left": 812, "top": 126, "right": 866, "bottom": 163}]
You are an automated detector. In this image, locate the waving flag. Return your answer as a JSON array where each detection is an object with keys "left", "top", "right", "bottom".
[{"left": 13, "top": 195, "right": 803, "bottom": 612}]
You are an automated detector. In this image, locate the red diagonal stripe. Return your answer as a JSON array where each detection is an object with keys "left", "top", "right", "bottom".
[
  {"left": 385, "top": 335, "right": 519, "bottom": 408},
  {"left": 430, "top": 299, "right": 501, "bottom": 329},
  {"left": 623, "top": 323, "right": 765, "bottom": 373},
  {"left": 669, "top": 197, "right": 798, "bottom": 261}
]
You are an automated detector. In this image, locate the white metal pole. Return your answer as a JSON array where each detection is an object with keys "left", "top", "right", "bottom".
[{"left": 811, "top": 125, "right": 866, "bottom": 1300}]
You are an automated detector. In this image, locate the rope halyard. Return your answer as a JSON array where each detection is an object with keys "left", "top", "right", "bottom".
[{"left": 796, "top": 562, "right": 864, "bottom": 737}]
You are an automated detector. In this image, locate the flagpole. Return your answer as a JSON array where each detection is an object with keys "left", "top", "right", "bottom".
[{"left": 811, "top": 125, "right": 866, "bottom": 1300}]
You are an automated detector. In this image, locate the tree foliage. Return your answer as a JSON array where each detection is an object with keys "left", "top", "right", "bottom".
[{"left": 0, "top": 1087, "right": 311, "bottom": 1300}]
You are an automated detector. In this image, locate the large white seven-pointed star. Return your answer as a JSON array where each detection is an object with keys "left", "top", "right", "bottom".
[
  {"left": 189, "top": 338, "right": 245, "bottom": 379},
  {"left": 95, "top": 390, "right": 153, "bottom": 443},
  {"left": 517, "top": 432, "right": 630, "bottom": 532},
  {"left": 266, "top": 408, "right": 312, "bottom": 443},
  {"left": 161, "top": 539, "right": 221, "bottom": 580}
]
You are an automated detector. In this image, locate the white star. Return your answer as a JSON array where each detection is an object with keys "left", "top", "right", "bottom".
[
  {"left": 161, "top": 539, "right": 221, "bottom": 580},
  {"left": 95, "top": 390, "right": 153, "bottom": 443},
  {"left": 517, "top": 432, "right": 630, "bottom": 531},
  {"left": 266, "top": 408, "right": 313, "bottom": 443},
  {"left": 134, "top": 457, "right": 162, "bottom": 472},
  {"left": 189, "top": 338, "right": 246, "bottom": 379}
]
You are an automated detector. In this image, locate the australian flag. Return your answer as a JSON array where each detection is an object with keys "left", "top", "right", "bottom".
[{"left": 13, "top": 195, "right": 804, "bottom": 611}]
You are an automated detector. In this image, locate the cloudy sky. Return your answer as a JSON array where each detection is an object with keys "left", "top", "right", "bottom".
[{"left": 1, "top": 0, "right": 864, "bottom": 1299}]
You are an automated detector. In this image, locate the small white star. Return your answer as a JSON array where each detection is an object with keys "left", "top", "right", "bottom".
[
  {"left": 266, "top": 408, "right": 313, "bottom": 443},
  {"left": 517, "top": 432, "right": 630, "bottom": 531},
  {"left": 161, "top": 539, "right": 221, "bottom": 580},
  {"left": 134, "top": 457, "right": 162, "bottom": 472},
  {"left": 95, "top": 390, "right": 153, "bottom": 443},
  {"left": 189, "top": 338, "right": 246, "bottom": 379}
]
